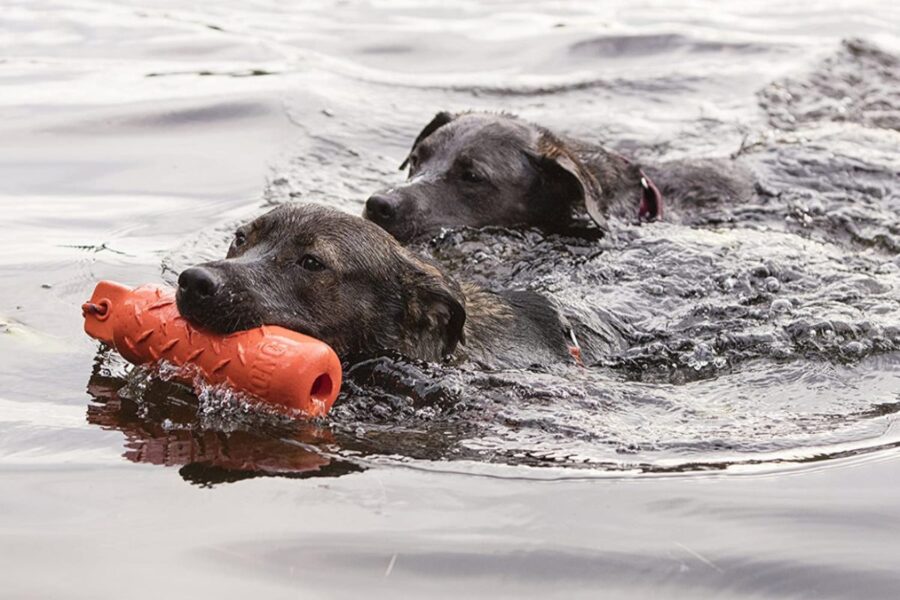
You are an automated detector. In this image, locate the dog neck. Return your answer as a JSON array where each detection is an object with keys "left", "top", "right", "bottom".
[{"left": 568, "top": 141, "right": 663, "bottom": 221}]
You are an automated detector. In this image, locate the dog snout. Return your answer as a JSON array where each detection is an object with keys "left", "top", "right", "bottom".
[
  {"left": 178, "top": 266, "right": 221, "bottom": 299},
  {"left": 365, "top": 193, "right": 401, "bottom": 226}
]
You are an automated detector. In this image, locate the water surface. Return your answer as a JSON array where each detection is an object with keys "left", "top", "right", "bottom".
[{"left": 2, "top": 1, "right": 900, "bottom": 597}]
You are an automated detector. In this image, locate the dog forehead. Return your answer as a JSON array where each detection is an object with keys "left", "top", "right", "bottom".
[
  {"left": 261, "top": 204, "right": 352, "bottom": 236},
  {"left": 266, "top": 204, "right": 403, "bottom": 265},
  {"left": 430, "top": 114, "right": 536, "bottom": 154}
]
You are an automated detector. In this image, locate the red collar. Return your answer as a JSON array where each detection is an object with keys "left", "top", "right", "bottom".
[{"left": 567, "top": 327, "right": 585, "bottom": 367}]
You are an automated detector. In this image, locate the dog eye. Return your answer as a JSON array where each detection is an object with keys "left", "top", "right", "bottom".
[
  {"left": 233, "top": 231, "right": 247, "bottom": 247},
  {"left": 298, "top": 255, "right": 326, "bottom": 271},
  {"left": 461, "top": 168, "right": 484, "bottom": 184}
]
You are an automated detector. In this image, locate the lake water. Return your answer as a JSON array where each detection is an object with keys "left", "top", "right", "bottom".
[{"left": 2, "top": 1, "right": 900, "bottom": 598}]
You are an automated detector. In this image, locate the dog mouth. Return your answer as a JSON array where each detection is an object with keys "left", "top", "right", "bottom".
[
  {"left": 175, "top": 285, "right": 323, "bottom": 342},
  {"left": 363, "top": 197, "right": 433, "bottom": 243},
  {"left": 175, "top": 287, "right": 261, "bottom": 335}
]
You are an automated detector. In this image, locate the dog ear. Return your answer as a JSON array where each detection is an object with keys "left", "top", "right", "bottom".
[
  {"left": 403, "top": 257, "right": 467, "bottom": 360},
  {"left": 527, "top": 137, "right": 608, "bottom": 232},
  {"left": 399, "top": 111, "right": 456, "bottom": 170}
]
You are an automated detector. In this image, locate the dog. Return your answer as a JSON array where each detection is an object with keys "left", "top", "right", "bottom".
[
  {"left": 175, "top": 204, "right": 581, "bottom": 369},
  {"left": 364, "top": 111, "right": 755, "bottom": 242}
]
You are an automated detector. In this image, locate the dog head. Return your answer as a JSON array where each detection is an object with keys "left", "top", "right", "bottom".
[
  {"left": 176, "top": 203, "right": 466, "bottom": 362},
  {"left": 364, "top": 111, "right": 605, "bottom": 242}
]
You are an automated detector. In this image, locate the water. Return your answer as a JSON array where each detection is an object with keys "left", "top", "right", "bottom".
[{"left": 2, "top": 1, "right": 900, "bottom": 597}]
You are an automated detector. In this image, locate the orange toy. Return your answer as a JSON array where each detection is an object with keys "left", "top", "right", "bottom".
[{"left": 82, "top": 281, "right": 341, "bottom": 417}]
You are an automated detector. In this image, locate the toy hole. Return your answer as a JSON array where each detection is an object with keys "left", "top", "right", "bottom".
[
  {"left": 310, "top": 373, "right": 333, "bottom": 403},
  {"left": 94, "top": 299, "right": 111, "bottom": 321}
]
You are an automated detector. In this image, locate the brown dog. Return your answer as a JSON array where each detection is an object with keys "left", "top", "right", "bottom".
[
  {"left": 364, "top": 111, "right": 754, "bottom": 242},
  {"left": 175, "top": 204, "right": 579, "bottom": 369}
]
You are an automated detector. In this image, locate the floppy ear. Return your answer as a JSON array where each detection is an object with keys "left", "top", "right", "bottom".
[
  {"left": 527, "top": 138, "right": 608, "bottom": 232},
  {"left": 403, "top": 258, "right": 467, "bottom": 360},
  {"left": 399, "top": 111, "right": 456, "bottom": 170}
]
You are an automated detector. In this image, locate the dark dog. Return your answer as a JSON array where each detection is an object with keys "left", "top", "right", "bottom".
[
  {"left": 176, "top": 204, "right": 579, "bottom": 369},
  {"left": 364, "top": 111, "right": 754, "bottom": 242}
]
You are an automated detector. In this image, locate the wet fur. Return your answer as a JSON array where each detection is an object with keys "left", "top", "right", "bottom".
[
  {"left": 176, "top": 204, "right": 574, "bottom": 369},
  {"left": 364, "top": 111, "right": 755, "bottom": 241}
]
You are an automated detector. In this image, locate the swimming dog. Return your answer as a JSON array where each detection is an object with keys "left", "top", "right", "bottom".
[
  {"left": 364, "top": 111, "right": 753, "bottom": 242},
  {"left": 176, "top": 204, "right": 580, "bottom": 369}
]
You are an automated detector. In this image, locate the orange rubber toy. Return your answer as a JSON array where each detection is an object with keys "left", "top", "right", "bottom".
[{"left": 82, "top": 281, "right": 341, "bottom": 417}]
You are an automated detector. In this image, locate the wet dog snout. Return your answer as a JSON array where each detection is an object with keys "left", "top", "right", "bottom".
[
  {"left": 178, "top": 266, "right": 221, "bottom": 299},
  {"left": 365, "top": 193, "right": 400, "bottom": 225}
]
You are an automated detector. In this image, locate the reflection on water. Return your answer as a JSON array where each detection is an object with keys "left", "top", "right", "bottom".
[{"left": 84, "top": 351, "right": 361, "bottom": 485}]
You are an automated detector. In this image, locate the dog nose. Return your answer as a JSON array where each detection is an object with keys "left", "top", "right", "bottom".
[
  {"left": 178, "top": 267, "right": 220, "bottom": 298},
  {"left": 365, "top": 194, "right": 398, "bottom": 224}
]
